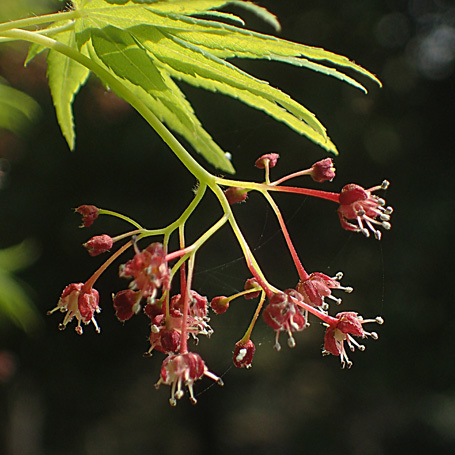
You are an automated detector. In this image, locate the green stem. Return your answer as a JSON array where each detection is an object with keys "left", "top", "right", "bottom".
[
  {"left": 0, "top": 28, "right": 214, "bottom": 186},
  {"left": 238, "top": 291, "right": 266, "bottom": 344},
  {"left": 98, "top": 209, "right": 143, "bottom": 230},
  {"left": 209, "top": 183, "right": 277, "bottom": 297},
  {"left": 1, "top": 29, "right": 275, "bottom": 299},
  {"left": 0, "top": 10, "right": 79, "bottom": 33}
]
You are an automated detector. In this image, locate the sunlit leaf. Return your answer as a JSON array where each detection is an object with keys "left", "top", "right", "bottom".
[{"left": 47, "top": 28, "right": 90, "bottom": 150}]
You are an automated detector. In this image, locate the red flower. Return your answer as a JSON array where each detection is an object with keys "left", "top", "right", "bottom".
[
  {"left": 338, "top": 180, "right": 392, "bottom": 240},
  {"left": 310, "top": 158, "right": 336, "bottom": 183},
  {"left": 48, "top": 283, "right": 100, "bottom": 335},
  {"left": 323, "top": 312, "right": 383, "bottom": 368},
  {"left": 119, "top": 242, "right": 170, "bottom": 299},
  {"left": 262, "top": 290, "right": 307, "bottom": 350},
  {"left": 112, "top": 289, "right": 141, "bottom": 322},
  {"left": 155, "top": 352, "right": 223, "bottom": 406},
  {"left": 296, "top": 272, "right": 352, "bottom": 310},
  {"left": 76, "top": 205, "right": 99, "bottom": 228},
  {"left": 233, "top": 339, "right": 255, "bottom": 368},
  {"left": 83, "top": 234, "right": 113, "bottom": 256},
  {"left": 170, "top": 290, "right": 208, "bottom": 319}
]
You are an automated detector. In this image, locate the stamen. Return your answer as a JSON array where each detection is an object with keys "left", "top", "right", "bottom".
[{"left": 287, "top": 335, "right": 296, "bottom": 348}]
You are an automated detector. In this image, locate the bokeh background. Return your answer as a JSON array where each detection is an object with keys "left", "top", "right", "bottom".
[{"left": 1, "top": 0, "right": 454, "bottom": 454}]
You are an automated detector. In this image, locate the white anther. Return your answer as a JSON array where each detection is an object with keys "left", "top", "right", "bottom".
[
  {"left": 291, "top": 320, "right": 300, "bottom": 331},
  {"left": 381, "top": 180, "right": 390, "bottom": 190},
  {"left": 358, "top": 345, "right": 366, "bottom": 351},
  {"left": 382, "top": 221, "right": 391, "bottom": 230},
  {"left": 385, "top": 206, "right": 393, "bottom": 214},
  {"left": 274, "top": 342, "right": 281, "bottom": 351},
  {"left": 362, "top": 228, "right": 370, "bottom": 237},
  {"left": 380, "top": 214, "right": 390, "bottom": 221},
  {"left": 369, "top": 331, "right": 379, "bottom": 340},
  {"left": 151, "top": 325, "right": 160, "bottom": 334},
  {"left": 343, "top": 286, "right": 354, "bottom": 293},
  {"left": 377, "top": 198, "right": 386, "bottom": 206},
  {"left": 327, "top": 295, "right": 342, "bottom": 305},
  {"left": 287, "top": 336, "right": 296, "bottom": 348},
  {"left": 322, "top": 302, "right": 329, "bottom": 311},
  {"left": 374, "top": 230, "right": 382, "bottom": 240},
  {"left": 376, "top": 316, "right": 384, "bottom": 324},
  {"left": 334, "top": 272, "right": 344, "bottom": 280}
]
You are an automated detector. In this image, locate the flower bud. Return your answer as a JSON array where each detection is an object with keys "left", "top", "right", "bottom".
[
  {"left": 233, "top": 339, "right": 255, "bottom": 368},
  {"left": 310, "top": 158, "right": 335, "bottom": 182},
  {"left": 210, "top": 296, "right": 230, "bottom": 314},
  {"left": 224, "top": 187, "right": 248, "bottom": 205},
  {"left": 254, "top": 153, "right": 279, "bottom": 169},
  {"left": 83, "top": 234, "right": 113, "bottom": 256},
  {"left": 76, "top": 205, "right": 99, "bottom": 227},
  {"left": 244, "top": 278, "right": 261, "bottom": 299}
]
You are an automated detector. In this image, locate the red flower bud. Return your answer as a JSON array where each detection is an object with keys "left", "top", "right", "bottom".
[
  {"left": 83, "top": 234, "right": 113, "bottom": 256},
  {"left": 310, "top": 158, "right": 336, "bottom": 182},
  {"left": 76, "top": 205, "right": 99, "bottom": 227},
  {"left": 224, "top": 187, "right": 248, "bottom": 205},
  {"left": 210, "top": 296, "right": 230, "bottom": 314},
  {"left": 254, "top": 153, "right": 279, "bottom": 169},
  {"left": 244, "top": 278, "right": 261, "bottom": 299},
  {"left": 233, "top": 339, "right": 255, "bottom": 368}
]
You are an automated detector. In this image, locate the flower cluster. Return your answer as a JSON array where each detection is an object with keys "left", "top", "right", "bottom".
[{"left": 49, "top": 154, "right": 392, "bottom": 405}]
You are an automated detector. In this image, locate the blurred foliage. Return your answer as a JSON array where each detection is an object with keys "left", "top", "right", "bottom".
[
  {"left": 0, "top": 80, "right": 40, "bottom": 135},
  {"left": 0, "top": 240, "right": 41, "bottom": 333}
]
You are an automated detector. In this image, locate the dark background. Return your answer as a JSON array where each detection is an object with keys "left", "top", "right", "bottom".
[{"left": 1, "top": 0, "right": 454, "bottom": 454}]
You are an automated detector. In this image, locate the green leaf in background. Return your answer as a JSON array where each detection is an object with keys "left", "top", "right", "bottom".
[
  {"left": 0, "top": 80, "right": 40, "bottom": 135},
  {"left": 47, "top": 28, "right": 90, "bottom": 150},
  {"left": 0, "top": 240, "right": 41, "bottom": 334}
]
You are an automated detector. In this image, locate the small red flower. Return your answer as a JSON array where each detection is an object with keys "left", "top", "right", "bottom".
[
  {"left": 83, "top": 234, "right": 113, "bottom": 256},
  {"left": 310, "top": 158, "right": 336, "bottom": 183},
  {"left": 254, "top": 153, "right": 279, "bottom": 169},
  {"left": 262, "top": 290, "right": 307, "bottom": 350},
  {"left": 48, "top": 283, "right": 100, "bottom": 335},
  {"left": 323, "top": 312, "right": 383, "bottom": 368},
  {"left": 210, "top": 296, "right": 230, "bottom": 314},
  {"left": 338, "top": 180, "right": 392, "bottom": 240},
  {"left": 155, "top": 352, "right": 223, "bottom": 406},
  {"left": 244, "top": 278, "right": 261, "bottom": 300},
  {"left": 76, "top": 205, "right": 99, "bottom": 228},
  {"left": 233, "top": 339, "right": 255, "bottom": 368},
  {"left": 119, "top": 242, "right": 170, "bottom": 299},
  {"left": 296, "top": 272, "right": 352, "bottom": 310},
  {"left": 146, "top": 310, "right": 184, "bottom": 355},
  {"left": 112, "top": 289, "right": 141, "bottom": 322},
  {"left": 224, "top": 187, "right": 248, "bottom": 205},
  {"left": 171, "top": 291, "right": 208, "bottom": 319}
]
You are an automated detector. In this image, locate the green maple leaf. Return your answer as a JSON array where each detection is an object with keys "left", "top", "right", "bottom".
[{"left": 37, "top": 0, "right": 380, "bottom": 172}]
